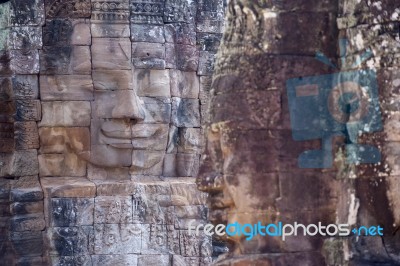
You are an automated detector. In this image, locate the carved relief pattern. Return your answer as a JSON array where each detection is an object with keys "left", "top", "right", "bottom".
[
  {"left": 92, "top": 0, "right": 130, "bottom": 23},
  {"left": 9, "top": 50, "right": 40, "bottom": 74},
  {"left": 164, "top": 0, "right": 193, "bottom": 23},
  {"left": 46, "top": 0, "right": 91, "bottom": 18},
  {"left": 130, "top": 0, "right": 164, "bottom": 25},
  {"left": 15, "top": 99, "right": 41, "bottom": 121},
  {"left": 13, "top": 79, "right": 35, "bottom": 99},
  {"left": 14, "top": 122, "right": 39, "bottom": 150}
]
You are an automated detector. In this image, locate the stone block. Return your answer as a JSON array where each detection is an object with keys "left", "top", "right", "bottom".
[
  {"left": 91, "top": 24, "right": 130, "bottom": 37},
  {"left": 47, "top": 226, "right": 93, "bottom": 256},
  {"left": 49, "top": 256, "right": 92, "bottom": 266},
  {"left": 175, "top": 205, "right": 207, "bottom": 220},
  {"left": 171, "top": 98, "right": 201, "bottom": 127},
  {"left": 41, "top": 177, "right": 96, "bottom": 198},
  {"left": 134, "top": 69, "right": 170, "bottom": 97},
  {"left": 71, "top": 19, "right": 91, "bottom": 45},
  {"left": 163, "top": 153, "right": 200, "bottom": 177},
  {"left": 10, "top": 201, "right": 44, "bottom": 215},
  {"left": 41, "top": 46, "right": 91, "bottom": 74},
  {"left": 38, "top": 153, "right": 86, "bottom": 177},
  {"left": 88, "top": 165, "right": 131, "bottom": 181},
  {"left": 41, "top": 18, "right": 68, "bottom": 44},
  {"left": 179, "top": 230, "right": 204, "bottom": 257},
  {"left": 384, "top": 113, "right": 400, "bottom": 142},
  {"left": 0, "top": 100, "right": 15, "bottom": 123},
  {"left": 131, "top": 124, "right": 169, "bottom": 151},
  {"left": 0, "top": 77, "right": 12, "bottom": 100},
  {"left": 89, "top": 145, "right": 132, "bottom": 167},
  {"left": 50, "top": 198, "right": 94, "bottom": 227},
  {"left": 92, "top": 90, "right": 144, "bottom": 119},
  {"left": 0, "top": 28, "right": 9, "bottom": 51},
  {"left": 132, "top": 42, "right": 165, "bottom": 69},
  {"left": 93, "top": 70, "right": 132, "bottom": 91},
  {"left": 196, "top": 19, "right": 224, "bottom": 34},
  {"left": 10, "top": 214, "right": 45, "bottom": 231},
  {"left": 39, "top": 46, "right": 71, "bottom": 74},
  {"left": 0, "top": 4, "right": 9, "bottom": 29},
  {"left": 91, "top": 0, "right": 130, "bottom": 24},
  {"left": 170, "top": 70, "right": 200, "bottom": 98},
  {"left": 45, "top": 0, "right": 91, "bottom": 18},
  {"left": 10, "top": 176, "right": 43, "bottom": 202},
  {"left": 92, "top": 255, "right": 138, "bottom": 266},
  {"left": 15, "top": 99, "right": 42, "bottom": 121},
  {"left": 9, "top": 0, "right": 45, "bottom": 26},
  {"left": 175, "top": 44, "right": 199, "bottom": 72},
  {"left": 132, "top": 182, "right": 172, "bottom": 224},
  {"left": 39, "top": 127, "right": 90, "bottom": 154},
  {"left": 178, "top": 128, "right": 203, "bottom": 154},
  {"left": 173, "top": 255, "right": 200, "bottom": 266},
  {"left": 196, "top": 32, "right": 222, "bottom": 51},
  {"left": 42, "top": 19, "right": 75, "bottom": 46},
  {"left": 132, "top": 42, "right": 165, "bottom": 59},
  {"left": 40, "top": 75, "right": 94, "bottom": 101},
  {"left": 0, "top": 150, "right": 39, "bottom": 177},
  {"left": 39, "top": 101, "right": 91, "bottom": 127},
  {"left": 7, "top": 26, "right": 42, "bottom": 50},
  {"left": 166, "top": 225, "right": 180, "bottom": 254},
  {"left": 140, "top": 97, "right": 171, "bottom": 124},
  {"left": 165, "top": 43, "right": 176, "bottom": 68},
  {"left": 197, "top": 0, "right": 224, "bottom": 20},
  {"left": 165, "top": 23, "right": 196, "bottom": 45},
  {"left": 138, "top": 255, "right": 170, "bottom": 265},
  {"left": 10, "top": 231, "right": 43, "bottom": 257},
  {"left": 93, "top": 224, "right": 143, "bottom": 255},
  {"left": 170, "top": 180, "right": 207, "bottom": 205},
  {"left": 130, "top": 150, "right": 164, "bottom": 175},
  {"left": 94, "top": 196, "right": 133, "bottom": 224},
  {"left": 94, "top": 180, "right": 137, "bottom": 196},
  {"left": 92, "top": 38, "right": 131, "bottom": 70},
  {"left": 71, "top": 46, "right": 92, "bottom": 73},
  {"left": 0, "top": 50, "right": 11, "bottom": 75},
  {"left": 130, "top": 1, "right": 164, "bottom": 25},
  {"left": 133, "top": 58, "right": 166, "bottom": 70},
  {"left": 141, "top": 224, "right": 169, "bottom": 254},
  {"left": 0, "top": 122, "right": 14, "bottom": 152},
  {"left": 197, "top": 50, "right": 216, "bottom": 76},
  {"left": 10, "top": 50, "right": 40, "bottom": 74},
  {"left": 130, "top": 24, "right": 165, "bottom": 43},
  {"left": 199, "top": 76, "right": 212, "bottom": 104},
  {"left": 14, "top": 121, "right": 39, "bottom": 150},
  {"left": 12, "top": 75, "right": 39, "bottom": 99},
  {"left": 166, "top": 125, "right": 178, "bottom": 153}
]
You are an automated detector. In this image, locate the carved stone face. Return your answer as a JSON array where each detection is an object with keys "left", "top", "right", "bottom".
[{"left": 25, "top": 0, "right": 205, "bottom": 180}]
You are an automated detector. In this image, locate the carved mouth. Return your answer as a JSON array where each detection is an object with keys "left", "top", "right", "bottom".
[{"left": 99, "top": 120, "right": 160, "bottom": 149}]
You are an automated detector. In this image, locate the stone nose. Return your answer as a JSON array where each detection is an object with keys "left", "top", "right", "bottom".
[{"left": 111, "top": 90, "right": 146, "bottom": 121}]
